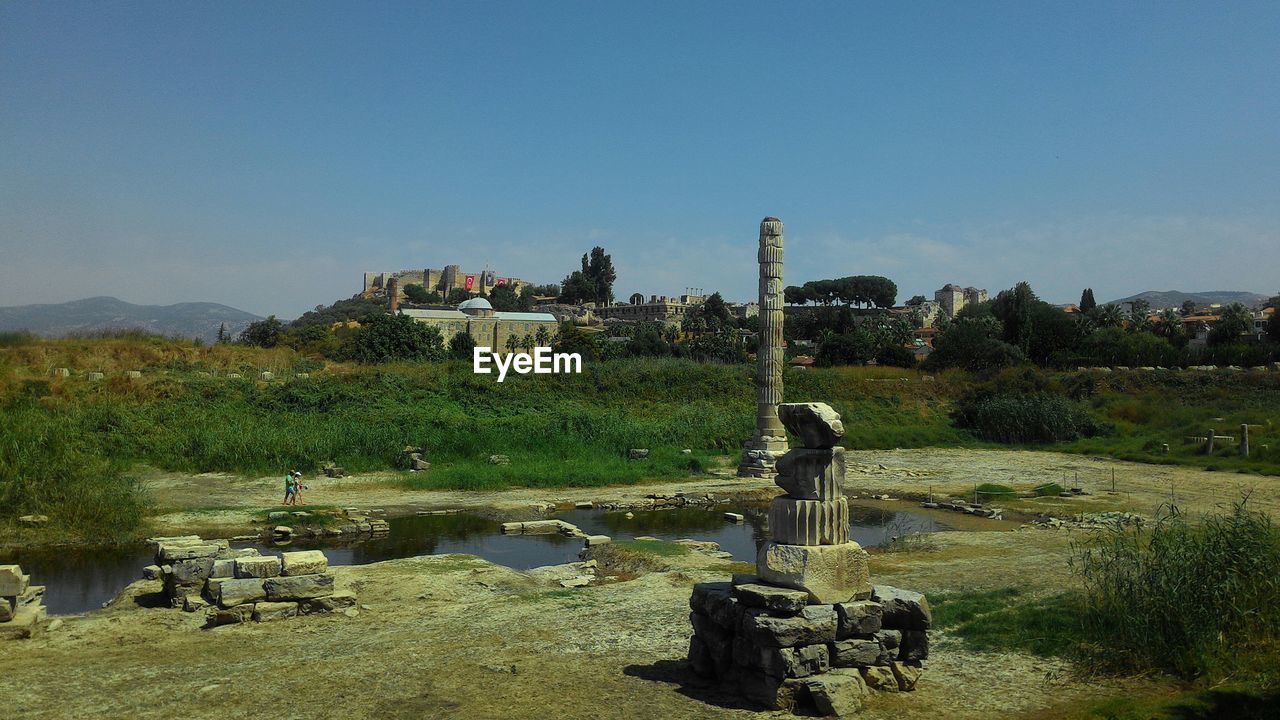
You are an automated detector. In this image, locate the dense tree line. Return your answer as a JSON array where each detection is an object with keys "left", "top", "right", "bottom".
[{"left": 784, "top": 275, "right": 898, "bottom": 309}]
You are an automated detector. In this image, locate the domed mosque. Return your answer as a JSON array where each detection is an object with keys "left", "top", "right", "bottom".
[{"left": 400, "top": 295, "right": 556, "bottom": 351}]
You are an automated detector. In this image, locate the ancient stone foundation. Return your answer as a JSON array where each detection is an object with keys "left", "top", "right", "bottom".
[
  {"left": 692, "top": 402, "right": 930, "bottom": 715},
  {"left": 143, "top": 536, "right": 357, "bottom": 627},
  {"left": 0, "top": 564, "right": 48, "bottom": 640}
]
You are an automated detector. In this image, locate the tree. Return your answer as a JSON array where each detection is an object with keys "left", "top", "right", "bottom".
[
  {"left": 1128, "top": 299, "right": 1152, "bottom": 333},
  {"left": 553, "top": 321, "right": 599, "bottom": 360},
  {"left": 1079, "top": 288, "right": 1097, "bottom": 313},
  {"left": 558, "top": 270, "right": 597, "bottom": 305},
  {"left": 504, "top": 334, "right": 519, "bottom": 353},
  {"left": 446, "top": 288, "right": 471, "bottom": 305},
  {"left": 925, "top": 316, "right": 1025, "bottom": 372},
  {"left": 239, "top": 316, "right": 285, "bottom": 348},
  {"left": 875, "top": 344, "right": 917, "bottom": 368},
  {"left": 344, "top": 313, "right": 444, "bottom": 363},
  {"left": 585, "top": 246, "right": 617, "bottom": 305},
  {"left": 216, "top": 323, "right": 228, "bottom": 344},
  {"left": 1091, "top": 304, "right": 1125, "bottom": 329},
  {"left": 402, "top": 283, "right": 433, "bottom": 304},
  {"left": 1180, "top": 299, "right": 1198, "bottom": 317},
  {"left": 1209, "top": 303, "right": 1253, "bottom": 346},
  {"left": 448, "top": 331, "right": 476, "bottom": 360},
  {"left": 489, "top": 283, "right": 521, "bottom": 311},
  {"left": 534, "top": 326, "right": 551, "bottom": 347},
  {"left": 525, "top": 283, "right": 561, "bottom": 298},
  {"left": 687, "top": 292, "right": 733, "bottom": 329},
  {"left": 520, "top": 333, "right": 534, "bottom": 352},
  {"left": 815, "top": 328, "right": 875, "bottom": 367},
  {"left": 623, "top": 327, "right": 672, "bottom": 358},
  {"left": 905, "top": 295, "right": 927, "bottom": 307}
]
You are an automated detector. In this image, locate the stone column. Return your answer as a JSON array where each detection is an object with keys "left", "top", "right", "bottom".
[
  {"left": 757, "top": 402, "right": 871, "bottom": 603},
  {"left": 738, "top": 217, "right": 790, "bottom": 477},
  {"left": 1241, "top": 423, "right": 1249, "bottom": 457}
]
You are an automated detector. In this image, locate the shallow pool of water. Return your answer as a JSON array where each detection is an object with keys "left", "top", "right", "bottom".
[{"left": 4, "top": 502, "right": 952, "bottom": 615}]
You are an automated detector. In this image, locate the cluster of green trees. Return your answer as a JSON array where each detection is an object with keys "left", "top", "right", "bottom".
[
  {"left": 558, "top": 247, "right": 617, "bottom": 305},
  {"left": 927, "top": 283, "right": 1280, "bottom": 372},
  {"left": 784, "top": 275, "right": 898, "bottom": 309}
]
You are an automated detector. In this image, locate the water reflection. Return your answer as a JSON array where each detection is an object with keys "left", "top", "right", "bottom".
[{"left": 2, "top": 502, "right": 952, "bottom": 616}]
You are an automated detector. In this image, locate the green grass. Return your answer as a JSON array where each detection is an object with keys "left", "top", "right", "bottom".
[
  {"left": 610, "top": 539, "right": 692, "bottom": 557},
  {"left": 930, "top": 587, "right": 1084, "bottom": 657},
  {"left": 1084, "top": 686, "right": 1280, "bottom": 720},
  {"left": 5, "top": 339, "right": 1280, "bottom": 540}
]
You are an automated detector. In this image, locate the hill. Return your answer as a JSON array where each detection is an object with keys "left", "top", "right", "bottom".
[
  {"left": 0, "top": 296, "right": 262, "bottom": 342},
  {"left": 1105, "top": 290, "right": 1271, "bottom": 309}
]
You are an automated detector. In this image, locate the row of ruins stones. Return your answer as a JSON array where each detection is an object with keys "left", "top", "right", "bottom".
[
  {"left": 0, "top": 564, "right": 48, "bottom": 640},
  {"left": 144, "top": 536, "right": 356, "bottom": 626}
]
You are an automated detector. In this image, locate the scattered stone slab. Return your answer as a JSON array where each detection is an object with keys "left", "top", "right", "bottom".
[
  {"left": 732, "top": 583, "right": 808, "bottom": 616},
  {"left": 805, "top": 668, "right": 867, "bottom": 717},
  {"left": 872, "top": 585, "right": 931, "bottom": 630},
  {"left": 264, "top": 573, "right": 335, "bottom": 601},
  {"left": 584, "top": 535, "right": 611, "bottom": 547},
  {"left": 217, "top": 578, "right": 267, "bottom": 608},
  {"left": 281, "top": 550, "right": 327, "bottom": 576},
  {"left": 234, "top": 556, "right": 282, "bottom": 579},
  {"left": 723, "top": 512, "right": 745, "bottom": 523},
  {"left": 252, "top": 601, "right": 298, "bottom": 622},
  {"left": 299, "top": 592, "right": 357, "bottom": 614},
  {"left": 628, "top": 449, "right": 650, "bottom": 460},
  {"left": 17, "top": 514, "right": 49, "bottom": 527}
]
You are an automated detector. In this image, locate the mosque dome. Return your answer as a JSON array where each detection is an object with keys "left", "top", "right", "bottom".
[{"left": 458, "top": 297, "right": 495, "bottom": 316}]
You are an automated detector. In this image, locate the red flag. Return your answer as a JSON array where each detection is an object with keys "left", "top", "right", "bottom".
[{"left": 464, "top": 274, "right": 475, "bottom": 290}]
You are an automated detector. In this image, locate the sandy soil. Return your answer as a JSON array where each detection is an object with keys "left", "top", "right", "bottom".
[{"left": 1, "top": 529, "right": 1164, "bottom": 720}]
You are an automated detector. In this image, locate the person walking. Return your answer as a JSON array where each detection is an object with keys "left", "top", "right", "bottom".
[
  {"left": 293, "top": 471, "right": 307, "bottom": 506},
  {"left": 283, "top": 471, "right": 297, "bottom": 506}
]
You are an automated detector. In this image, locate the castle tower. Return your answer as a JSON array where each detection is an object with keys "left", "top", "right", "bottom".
[{"left": 738, "top": 217, "right": 789, "bottom": 477}]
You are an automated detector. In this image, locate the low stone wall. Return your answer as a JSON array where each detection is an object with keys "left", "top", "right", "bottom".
[
  {"left": 688, "top": 577, "right": 929, "bottom": 715},
  {"left": 0, "top": 564, "right": 48, "bottom": 640},
  {"left": 143, "top": 536, "right": 357, "bottom": 627}
]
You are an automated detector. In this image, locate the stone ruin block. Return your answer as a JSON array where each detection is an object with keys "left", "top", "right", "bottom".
[
  {"left": 234, "top": 555, "right": 282, "bottom": 579},
  {"left": 252, "top": 601, "right": 297, "bottom": 622},
  {"left": 281, "top": 550, "right": 327, "bottom": 576},
  {"left": 768, "top": 497, "right": 849, "bottom": 546},
  {"left": 775, "top": 448, "right": 846, "bottom": 500},
  {"left": 777, "top": 403, "right": 845, "bottom": 449},
  {"left": 263, "top": 573, "right": 334, "bottom": 601},
  {"left": 217, "top": 578, "right": 267, "bottom": 608},
  {"left": 1, "top": 565, "right": 49, "bottom": 640},
  {"left": 757, "top": 541, "right": 871, "bottom": 604}
]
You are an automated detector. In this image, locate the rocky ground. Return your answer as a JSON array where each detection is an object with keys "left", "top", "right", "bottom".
[
  {"left": 1, "top": 528, "right": 1165, "bottom": 720},
  {"left": 5, "top": 448, "right": 1269, "bottom": 718},
  {"left": 132, "top": 448, "right": 1278, "bottom": 542}
]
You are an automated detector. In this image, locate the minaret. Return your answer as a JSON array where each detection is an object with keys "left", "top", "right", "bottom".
[{"left": 738, "top": 217, "right": 789, "bottom": 477}]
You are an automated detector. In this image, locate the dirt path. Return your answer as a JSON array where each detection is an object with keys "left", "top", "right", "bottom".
[
  {"left": 0, "top": 529, "right": 1165, "bottom": 720},
  {"left": 140, "top": 449, "right": 1278, "bottom": 540}
]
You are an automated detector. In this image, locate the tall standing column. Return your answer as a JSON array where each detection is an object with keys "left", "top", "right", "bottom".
[{"left": 738, "top": 217, "right": 789, "bottom": 477}]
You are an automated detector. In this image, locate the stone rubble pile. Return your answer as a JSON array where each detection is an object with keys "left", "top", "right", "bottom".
[
  {"left": 1025, "top": 511, "right": 1146, "bottom": 531},
  {"left": 690, "top": 403, "right": 930, "bottom": 715},
  {"left": 0, "top": 564, "right": 48, "bottom": 640},
  {"left": 143, "top": 536, "right": 356, "bottom": 626}
]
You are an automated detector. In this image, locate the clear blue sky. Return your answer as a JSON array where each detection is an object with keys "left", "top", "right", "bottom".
[{"left": 2, "top": 1, "right": 1277, "bottom": 318}]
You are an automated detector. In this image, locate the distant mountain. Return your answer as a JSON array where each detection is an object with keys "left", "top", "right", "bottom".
[
  {"left": 1105, "top": 290, "right": 1271, "bottom": 310},
  {"left": 0, "top": 297, "right": 263, "bottom": 343}
]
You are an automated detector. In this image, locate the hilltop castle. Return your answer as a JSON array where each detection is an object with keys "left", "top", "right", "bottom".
[{"left": 363, "top": 265, "right": 532, "bottom": 301}]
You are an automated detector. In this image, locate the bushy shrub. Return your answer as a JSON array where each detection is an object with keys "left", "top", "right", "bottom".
[
  {"left": 1073, "top": 500, "right": 1280, "bottom": 684},
  {"left": 954, "top": 392, "right": 1103, "bottom": 443}
]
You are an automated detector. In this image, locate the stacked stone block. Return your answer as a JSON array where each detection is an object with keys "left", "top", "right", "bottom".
[
  {"left": 757, "top": 403, "right": 870, "bottom": 604},
  {"left": 0, "top": 564, "right": 48, "bottom": 640},
  {"left": 691, "top": 402, "right": 930, "bottom": 715},
  {"left": 144, "top": 536, "right": 356, "bottom": 626},
  {"left": 688, "top": 579, "right": 930, "bottom": 713}
]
